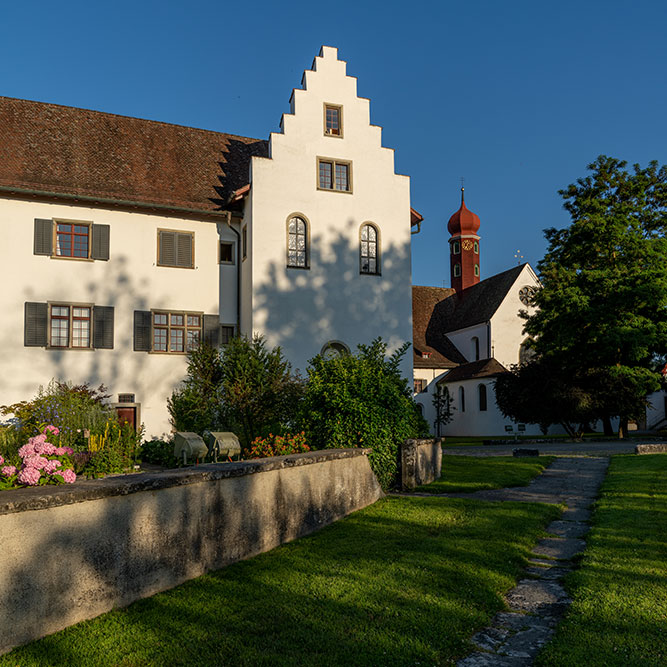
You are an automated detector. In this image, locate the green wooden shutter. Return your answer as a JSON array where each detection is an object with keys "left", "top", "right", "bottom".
[
  {"left": 159, "top": 231, "right": 176, "bottom": 266},
  {"left": 33, "top": 219, "right": 53, "bottom": 255},
  {"left": 91, "top": 224, "right": 110, "bottom": 261},
  {"left": 24, "top": 302, "right": 48, "bottom": 346},
  {"left": 203, "top": 314, "right": 221, "bottom": 347},
  {"left": 93, "top": 306, "right": 114, "bottom": 349},
  {"left": 176, "top": 232, "right": 193, "bottom": 268},
  {"left": 134, "top": 311, "right": 152, "bottom": 351}
]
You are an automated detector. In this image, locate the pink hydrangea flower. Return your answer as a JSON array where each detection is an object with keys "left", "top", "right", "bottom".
[
  {"left": 1, "top": 465, "right": 16, "bottom": 477},
  {"left": 43, "top": 459, "right": 62, "bottom": 474},
  {"left": 45, "top": 425, "right": 60, "bottom": 436},
  {"left": 59, "top": 469, "right": 76, "bottom": 484},
  {"left": 23, "top": 455, "right": 49, "bottom": 470},
  {"left": 18, "top": 443, "right": 35, "bottom": 458},
  {"left": 0, "top": 455, "right": 4, "bottom": 466},
  {"left": 54, "top": 447, "right": 67, "bottom": 456},
  {"left": 17, "top": 467, "right": 41, "bottom": 486},
  {"left": 33, "top": 441, "right": 57, "bottom": 456},
  {"left": 63, "top": 447, "right": 74, "bottom": 456}
]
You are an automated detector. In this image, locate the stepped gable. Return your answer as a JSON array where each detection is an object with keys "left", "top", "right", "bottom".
[
  {"left": 439, "top": 358, "right": 508, "bottom": 383},
  {"left": 428, "top": 264, "right": 526, "bottom": 336},
  {"left": 412, "top": 286, "right": 467, "bottom": 369},
  {"left": 0, "top": 96, "right": 268, "bottom": 216}
]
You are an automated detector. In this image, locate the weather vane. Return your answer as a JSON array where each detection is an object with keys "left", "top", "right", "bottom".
[{"left": 514, "top": 249, "right": 524, "bottom": 264}]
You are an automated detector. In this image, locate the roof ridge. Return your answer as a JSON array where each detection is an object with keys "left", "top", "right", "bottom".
[{"left": 0, "top": 95, "right": 266, "bottom": 144}]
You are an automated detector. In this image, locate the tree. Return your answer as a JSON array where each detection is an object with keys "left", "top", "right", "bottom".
[
  {"left": 432, "top": 385, "right": 454, "bottom": 437},
  {"left": 298, "top": 339, "right": 428, "bottom": 489},
  {"left": 523, "top": 156, "right": 667, "bottom": 437}
]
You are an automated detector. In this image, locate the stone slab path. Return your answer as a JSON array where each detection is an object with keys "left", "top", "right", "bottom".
[
  {"left": 442, "top": 440, "right": 639, "bottom": 458},
  {"left": 451, "top": 456, "right": 610, "bottom": 666}
]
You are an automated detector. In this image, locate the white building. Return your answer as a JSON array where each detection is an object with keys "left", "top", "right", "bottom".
[
  {"left": 412, "top": 192, "right": 544, "bottom": 437},
  {"left": 0, "top": 46, "right": 418, "bottom": 437}
]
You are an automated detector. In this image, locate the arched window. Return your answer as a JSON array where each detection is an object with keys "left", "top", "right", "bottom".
[
  {"left": 452, "top": 240, "right": 460, "bottom": 254},
  {"left": 360, "top": 223, "right": 379, "bottom": 274},
  {"left": 453, "top": 263, "right": 461, "bottom": 277},
  {"left": 478, "top": 384, "right": 487, "bottom": 411},
  {"left": 471, "top": 336, "right": 480, "bottom": 361},
  {"left": 459, "top": 386, "right": 465, "bottom": 413},
  {"left": 474, "top": 264, "right": 480, "bottom": 277},
  {"left": 287, "top": 215, "right": 308, "bottom": 268},
  {"left": 474, "top": 241, "right": 479, "bottom": 254}
]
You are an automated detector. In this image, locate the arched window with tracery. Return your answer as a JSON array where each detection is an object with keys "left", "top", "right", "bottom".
[
  {"left": 478, "top": 384, "right": 487, "bottom": 411},
  {"left": 360, "top": 223, "right": 379, "bottom": 274},
  {"left": 287, "top": 215, "right": 308, "bottom": 268}
]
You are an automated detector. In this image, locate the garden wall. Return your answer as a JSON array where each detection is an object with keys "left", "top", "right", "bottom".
[
  {"left": 0, "top": 448, "right": 383, "bottom": 655},
  {"left": 401, "top": 438, "right": 442, "bottom": 490}
]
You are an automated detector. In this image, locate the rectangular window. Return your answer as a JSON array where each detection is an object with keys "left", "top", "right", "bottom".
[
  {"left": 414, "top": 379, "right": 427, "bottom": 394},
  {"left": 318, "top": 159, "right": 351, "bottom": 192},
  {"left": 151, "top": 311, "right": 202, "bottom": 354},
  {"left": 158, "top": 230, "right": 194, "bottom": 268},
  {"left": 49, "top": 304, "right": 91, "bottom": 349},
  {"left": 56, "top": 223, "right": 90, "bottom": 258},
  {"left": 219, "top": 241, "right": 235, "bottom": 264},
  {"left": 324, "top": 105, "right": 342, "bottom": 136}
]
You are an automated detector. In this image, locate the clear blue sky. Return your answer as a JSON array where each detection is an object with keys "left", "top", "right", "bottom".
[{"left": 2, "top": 0, "right": 665, "bottom": 287}]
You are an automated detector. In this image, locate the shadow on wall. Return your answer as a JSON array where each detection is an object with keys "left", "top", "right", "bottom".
[
  {"left": 252, "top": 221, "right": 414, "bottom": 372},
  {"left": 0, "top": 458, "right": 375, "bottom": 658}
]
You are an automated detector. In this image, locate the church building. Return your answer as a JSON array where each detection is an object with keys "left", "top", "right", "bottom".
[{"left": 412, "top": 190, "right": 543, "bottom": 437}]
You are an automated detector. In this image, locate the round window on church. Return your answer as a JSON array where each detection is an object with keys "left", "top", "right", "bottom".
[{"left": 321, "top": 340, "right": 350, "bottom": 360}]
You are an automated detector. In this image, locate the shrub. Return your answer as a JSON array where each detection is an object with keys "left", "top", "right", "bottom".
[
  {"left": 0, "top": 425, "right": 76, "bottom": 489},
  {"left": 245, "top": 432, "right": 310, "bottom": 459},
  {"left": 81, "top": 421, "right": 142, "bottom": 478},
  {"left": 299, "top": 338, "right": 429, "bottom": 490},
  {"left": 140, "top": 439, "right": 177, "bottom": 467}
]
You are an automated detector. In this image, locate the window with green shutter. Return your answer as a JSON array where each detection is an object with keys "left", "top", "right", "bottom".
[{"left": 158, "top": 229, "right": 194, "bottom": 268}]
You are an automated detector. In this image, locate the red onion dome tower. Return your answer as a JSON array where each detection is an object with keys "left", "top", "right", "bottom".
[{"left": 448, "top": 188, "right": 481, "bottom": 292}]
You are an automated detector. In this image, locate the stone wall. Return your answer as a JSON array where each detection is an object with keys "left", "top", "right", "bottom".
[
  {"left": 0, "top": 449, "right": 382, "bottom": 655},
  {"left": 401, "top": 438, "right": 442, "bottom": 490},
  {"left": 635, "top": 443, "right": 667, "bottom": 454}
]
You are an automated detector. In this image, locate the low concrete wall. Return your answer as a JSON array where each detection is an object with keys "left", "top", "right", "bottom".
[
  {"left": 635, "top": 443, "right": 667, "bottom": 454},
  {"left": 401, "top": 438, "right": 442, "bottom": 490},
  {"left": 0, "top": 449, "right": 382, "bottom": 655}
]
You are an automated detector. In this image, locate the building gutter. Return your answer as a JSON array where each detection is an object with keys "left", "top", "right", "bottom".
[{"left": 0, "top": 184, "right": 229, "bottom": 221}]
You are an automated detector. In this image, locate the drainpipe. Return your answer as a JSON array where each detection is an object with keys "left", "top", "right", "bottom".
[{"left": 225, "top": 211, "right": 241, "bottom": 335}]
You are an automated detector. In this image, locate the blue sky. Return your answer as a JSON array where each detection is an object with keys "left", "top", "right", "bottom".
[{"left": 2, "top": 0, "right": 665, "bottom": 287}]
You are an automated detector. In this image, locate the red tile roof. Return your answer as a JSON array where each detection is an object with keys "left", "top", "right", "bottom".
[{"left": 0, "top": 96, "right": 268, "bottom": 217}]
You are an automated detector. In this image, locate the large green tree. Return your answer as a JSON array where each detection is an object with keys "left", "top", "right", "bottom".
[{"left": 522, "top": 156, "right": 667, "bottom": 437}]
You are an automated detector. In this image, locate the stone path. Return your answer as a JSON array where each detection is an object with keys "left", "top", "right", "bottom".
[
  {"left": 442, "top": 439, "right": 639, "bottom": 458},
  {"left": 453, "top": 456, "right": 609, "bottom": 666}
]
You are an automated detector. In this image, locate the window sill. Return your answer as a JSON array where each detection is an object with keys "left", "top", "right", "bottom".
[
  {"left": 50, "top": 255, "right": 94, "bottom": 263},
  {"left": 360, "top": 271, "right": 381, "bottom": 277},
  {"left": 156, "top": 263, "right": 195, "bottom": 269},
  {"left": 287, "top": 265, "right": 310, "bottom": 271},
  {"left": 316, "top": 186, "right": 353, "bottom": 195}
]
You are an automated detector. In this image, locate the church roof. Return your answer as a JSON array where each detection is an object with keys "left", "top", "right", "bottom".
[
  {"left": 412, "top": 286, "right": 468, "bottom": 368},
  {"left": 427, "top": 264, "right": 526, "bottom": 335},
  {"left": 438, "top": 358, "right": 509, "bottom": 383},
  {"left": 447, "top": 188, "right": 480, "bottom": 236},
  {"left": 0, "top": 96, "right": 268, "bottom": 217}
]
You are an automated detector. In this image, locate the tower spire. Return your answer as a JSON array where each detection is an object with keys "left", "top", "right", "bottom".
[{"left": 447, "top": 187, "right": 481, "bottom": 293}]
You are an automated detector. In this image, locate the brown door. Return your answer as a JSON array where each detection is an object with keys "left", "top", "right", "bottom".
[{"left": 116, "top": 406, "right": 136, "bottom": 429}]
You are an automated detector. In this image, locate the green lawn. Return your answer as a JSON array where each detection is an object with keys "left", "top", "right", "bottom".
[
  {"left": 414, "top": 455, "right": 555, "bottom": 493},
  {"left": 536, "top": 454, "right": 667, "bottom": 667},
  {"left": 1, "top": 496, "right": 560, "bottom": 666}
]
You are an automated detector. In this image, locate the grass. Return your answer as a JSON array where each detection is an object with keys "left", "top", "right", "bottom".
[
  {"left": 1, "top": 496, "right": 560, "bottom": 666},
  {"left": 536, "top": 454, "right": 667, "bottom": 667},
  {"left": 414, "top": 455, "right": 555, "bottom": 493}
]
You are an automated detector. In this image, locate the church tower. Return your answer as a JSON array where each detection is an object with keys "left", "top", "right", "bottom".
[{"left": 448, "top": 188, "right": 481, "bottom": 292}]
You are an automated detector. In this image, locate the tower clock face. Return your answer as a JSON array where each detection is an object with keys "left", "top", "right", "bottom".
[
  {"left": 519, "top": 285, "right": 537, "bottom": 306},
  {"left": 461, "top": 240, "right": 474, "bottom": 251}
]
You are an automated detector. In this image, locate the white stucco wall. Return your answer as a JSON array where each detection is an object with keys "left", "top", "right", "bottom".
[
  {"left": 413, "top": 367, "right": 450, "bottom": 434},
  {"left": 490, "top": 264, "right": 539, "bottom": 368},
  {"left": 446, "top": 323, "right": 490, "bottom": 363},
  {"left": 0, "top": 197, "right": 232, "bottom": 437},
  {"left": 245, "top": 46, "right": 414, "bottom": 379}
]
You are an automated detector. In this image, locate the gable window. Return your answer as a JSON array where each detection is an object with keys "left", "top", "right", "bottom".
[
  {"left": 360, "top": 223, "right": 379, "bottom": 274},
  {"left": 458, "top": 386, "right": 466, "bottom": 412},
  {"left": 479, "top": 384, "right": 487, "bottom": 411},
  {"left": 452, "top": 240, "right": 460, "bottom": 254},
  {"left": 287, "top": 216, "right": 308, "bottom": 268},
  {"left": 324, "top": 104, "right": 342, "bottom": 136},
  {"left": 158, "top": 230, "right": 194, "bottom": 268},
  {"left": 219, "top": 241, "right": 235, "bottom": 264},
  {"left": 453, "top": 263, "right": 461, "bottom": 277},
  {"left": 414, "top": 379, "right": 427, "bottom": 394},
  {"left": 152, "top": 311, "right": 202, "bottom": 353},
  {"left": 318, "top": 158, "right": 351, "bottom": 192},
  {"left": 321, "top": 340, "right": 350, "bottom": 359}
]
